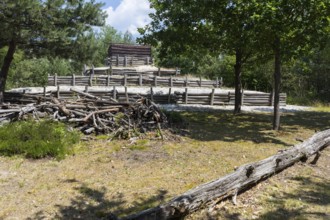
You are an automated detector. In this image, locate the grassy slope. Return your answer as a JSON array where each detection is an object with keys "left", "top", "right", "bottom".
[{"left": 0, "top": 110, "right": 329, "bottom": 219}]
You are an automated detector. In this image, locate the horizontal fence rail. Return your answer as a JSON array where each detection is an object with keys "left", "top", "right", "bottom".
[
  {"left": 48, "top": 74, "right": 222, "bottom": 88},
  {"left": 5, "top": 87, "right": 286, "bottom": 107},
  {"left": 108, "top": 55, "right": 152, "bottom": 67},
  {"left": 111, "top": 68, "right": 180, "bottom": 77}
]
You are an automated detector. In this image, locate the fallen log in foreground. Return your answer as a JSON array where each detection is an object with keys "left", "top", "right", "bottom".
[{"left": 121, "top": 129, "right": 330, "bottom": 220}]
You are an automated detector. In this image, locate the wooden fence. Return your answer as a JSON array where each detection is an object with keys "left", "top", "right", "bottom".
[
  {"left": 48, "top": 74, "right": 222, "bottom": 88},
  {"left": 5, "top": 87, "right": 286, "bottom": 106},
  {"left": 111, "top": 68, "right": 180, "bottom": 77},
  {"left": 108, "top": 43, "right": 152, "bottom": 67},
  {"left": 175, "top": 89, "right": 286, "bottom": 106},
  {"left": 108, "top": 55, "right": 152, "bottom": 67}
]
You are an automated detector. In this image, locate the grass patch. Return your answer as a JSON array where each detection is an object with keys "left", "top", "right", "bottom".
[
  {"left": 128, "top": 139, "right": 150, "bottom": 151},
  {"left": 0, "top": 110, "right": 329, "bottom": 219},
  {"left": 311, "top": 102, "right": 330, "bottom": 112},
  {"left": 0, "top": 120, "right": 80, "bottom": 160}
]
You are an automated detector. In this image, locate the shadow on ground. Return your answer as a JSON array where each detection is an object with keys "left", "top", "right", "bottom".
[
  {"left": 28, "top": 180, "right": 168, "bottom": 220},
  {"left": 170, "top": 111, "right": 330, "bottom": 145},
  {"left": 201, "top": 175, "right": 330, "bottom": 220}
]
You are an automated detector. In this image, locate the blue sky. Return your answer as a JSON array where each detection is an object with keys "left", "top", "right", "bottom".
[
  {"left": 96, "top": 0, "right": 154, "bottom": 36},
  {"left": 99, "top": 0, "right": 121, "bottom": 9}
]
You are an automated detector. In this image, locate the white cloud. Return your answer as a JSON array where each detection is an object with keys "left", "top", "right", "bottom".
[{"left": 104, "top": 0, "right": 154, "bottom": 36}]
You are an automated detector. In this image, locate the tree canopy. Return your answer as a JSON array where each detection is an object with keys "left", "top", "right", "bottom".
[
  {"left": 139, "top": 0, "right": 330, "bottom": 129},
  {"left": 0, "top": 0, "right": 107, "bottom": 102}
]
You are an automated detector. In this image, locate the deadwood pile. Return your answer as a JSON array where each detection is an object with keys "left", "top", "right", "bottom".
[{"left": 0, "top": 92, "right": 167, "bottom": 138}]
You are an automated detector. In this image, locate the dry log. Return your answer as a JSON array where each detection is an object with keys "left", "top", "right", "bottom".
[
  {"left": 51, "top": 97, "right": 71, "bottom": 116},
  {"left": 121, "top": 129, "right": 330, "bottom": 220},
  {"left": 1, "top": 91, "right": 167, "bottom": 137}
]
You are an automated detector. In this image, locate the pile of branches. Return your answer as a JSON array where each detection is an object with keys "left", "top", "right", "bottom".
[{"left": 0, "top": 93, "right": 168, "bottom": 139}]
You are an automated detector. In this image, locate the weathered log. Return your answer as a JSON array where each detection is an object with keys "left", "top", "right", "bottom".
[
  {"left": 121, "top": 129, "right": 330, "bottom": 220},
  {"left": 51, "top": 97, "right": 71, "bottom": 116}
]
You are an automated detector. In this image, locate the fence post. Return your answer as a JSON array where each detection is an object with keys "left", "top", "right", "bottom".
[
  {"left": 150, "top": 87, "right": 154, "bottom": 102},
  {"left": 241, "top": 89, "right": 245, "bottom": 106},
  {"left": 185, "top": 76, "right": 188, "bottom": 87},
  {"left": 113, "top": 86, "right": 116, "bottom": 100},
  {"left": 270, "top": 89, "right": 275, "bottom": 106},
  {"left": 116, "top": 55, "right": 119, "bottom": 66},
  {"left": 185, "top": 88, "right": 188, "bottom": 104},
  {"left": 124, "top": 56, "right": 127, "bottom": 67},
  {"left": 228, "top": 91, "right": 231, "bottom": 104},
  {"left": 216, "top": 77, "right": 219, "bottom": 88},
  {"left": 168, "top": 87, "right": 172, "bottom": 104},
  {"left": 220, "top": 77, "right": 223, "bottom": 88},
  {"left": 72, "top": 74, "right": 75, "bottom": 86},
  {"left": 170, "top": 76, "right": 173, "bottom": 87},
  {"left": 124, "top": 74, "right": 127, "bottom": 86},
  {"left": 158, "top": 67, "right": 160, "bottom": 76},
  {"left": 107, "top": 75, "right": 110, "bottom": 86},
  {"left": 54, "top": 74, "right": 57, "bottom": 86},
  {"left": 89, "top": 74, "right": 93, "bottom": 86},
  {"left": 57, "top": 85, "right": 60, "bottom": 98},
  {"left": 125, "top": 86, "right": 129, "bottom": 102},
  {"left": 199, "top": 76, "right": 202, "bottom": 87},
  {"left": 210, "top": 88, "right": 215, "bottom": 106},
  {"left": 154, "top": 76, "right": 158, "bottom": 87},
  {"left": 139, "top": 73, "right": 143, "bottom": 86},
  {"left": 43, "top": 87, "right": 46, "bottom": 97}
]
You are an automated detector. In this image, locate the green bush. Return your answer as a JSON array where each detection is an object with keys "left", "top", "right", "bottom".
[{"left": 0, "top": 120, "right": 80, "bottom": 160}]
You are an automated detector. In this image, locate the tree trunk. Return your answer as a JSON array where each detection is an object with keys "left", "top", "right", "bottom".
[
  {"left": 234, "top": 49, "right": 243, "bottom": 114},
  {"left": 0, "top": 39, "right": 17, "bottom": 104},
  {"left": 122, "top": 129, "right": 330, "bottom": 220},
  {"left": 273, "top": 37, "right": 281, "bottom": 130}
]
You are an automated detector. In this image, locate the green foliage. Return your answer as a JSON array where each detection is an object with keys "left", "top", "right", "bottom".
[
  {"left": 6, "top": 57, "right": 74, "bottom": 88},
  {"left": 197, "top": 55, "right": 235, "bottom": 83},
  {"left": 0, "top": 0, "right": 107, "bottom": 98},
  {"left": 0, "top": 120, "right": 80, "bottom": 160}
]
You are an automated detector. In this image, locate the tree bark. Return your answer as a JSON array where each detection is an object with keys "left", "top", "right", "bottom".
[
  {"left": 273, "top": 37, "right": 281, "bottom": 130},
  {"left": 0, "top": 39, "right": 17, "bottom": 104},
  {"left": 234, "top": 49, "right": 243, "bottom": 114},
  {"left": 121, "top": 129, "right": 330, "bottom": 220}
]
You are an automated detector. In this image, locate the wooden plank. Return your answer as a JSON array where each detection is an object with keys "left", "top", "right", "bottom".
[
  {"left": 124, "top": 74, "right": 127, "bottom": 86},
  {"left": 185, "top": 88, "right": 188, "bottom": 104},
  {"left": 125, "top": 86, "right": 129, "bottom": 102},
  {"left": 154, "top": 76, "right": 158, "bottom": 87},
  {"left": 113, "top": 86, "right": 117, "bottom": 100},
  {"left": 72, "top": 74, "right": 75, "bottom": 86},
  {"left": 168, "top": 88, "right": 172, "bottom": 104},
  {"left": 139, "top": 74, "right": 142, "bottom": 86},
  {"left": 210, "top": 88, "right": 215, "bottom": 106},
  {"left": 56, "top": 86, "right": 60, "bottom": 98},
  {"left": 150, "top": 87, "right": 154, "bottom": 102}
]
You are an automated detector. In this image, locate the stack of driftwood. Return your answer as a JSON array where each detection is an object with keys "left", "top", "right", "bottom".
[{"left": 0, "top": 92, "right": 167, "bottom": 138}]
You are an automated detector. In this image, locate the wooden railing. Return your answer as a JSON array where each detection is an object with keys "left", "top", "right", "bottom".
[
  {"left": 5, "top": 88, "right": 286, "bottom": 107},
  {"left": 48, "top": 74, "right": 222, "bottom": 88}
]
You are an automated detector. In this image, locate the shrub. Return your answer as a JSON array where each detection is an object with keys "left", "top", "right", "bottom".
[{"left": 0, "top": 120, "right": 80, "bottom": 160}]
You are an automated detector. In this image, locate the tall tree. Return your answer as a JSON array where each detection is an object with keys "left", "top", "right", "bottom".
[
  {"left": 139, "top": 0, "right": 260, "bottom": 113},
  {"left": 0, "top": 0, "right": 106, "bottom": 103},
  {"left": 254, "top": 0, "right": 330, "bottom": 130}
]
